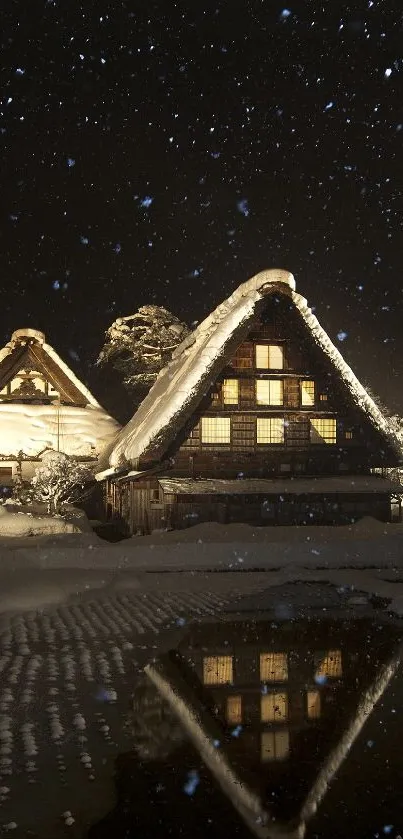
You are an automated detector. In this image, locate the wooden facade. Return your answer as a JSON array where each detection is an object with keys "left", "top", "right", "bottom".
[{"left": 104, "top": 285, "right": 402, "bottom": 534}]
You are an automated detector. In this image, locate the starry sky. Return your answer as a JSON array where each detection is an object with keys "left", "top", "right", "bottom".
[{"left": 1, "top": 1, "right": 402, "bottom": 416}]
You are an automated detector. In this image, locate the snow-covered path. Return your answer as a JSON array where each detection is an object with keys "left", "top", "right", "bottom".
[{"left": 0, "top": 588, "right": 246, "bottom": 838}]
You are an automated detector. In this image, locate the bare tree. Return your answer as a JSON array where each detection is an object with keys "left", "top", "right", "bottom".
[{"left": 30, "top": 452, "right": 94, "bottom": 514}]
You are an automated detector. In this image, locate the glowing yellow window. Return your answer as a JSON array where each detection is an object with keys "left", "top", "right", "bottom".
[
  {"left": 300, "top": 380, "right": 315, "bottom": 406},
  {"left": 261, "top": 693, "right": 288, "bottom": 722},
  {"left": 255, "top": 345, "right": 284, "bottom": 369},
  {"left": 260, "top": 653, "right": 288, "bottom": 682},
  {"left": 203, "top": 655, "right": 233, "bottom": 685},
  {"left": 200, "top": 417, "right": 231, "bottom": 444},
  {"left": 256, "top": 379, "right": 283, "bottom": 405},
  {"left": 310, "top": 417, "right": 337, "bottom": 444},
  {"left": 226, "top": 695, "right": 242, "bottom": 724},
  {"left": 222, "top": 379, "right": 239, "bottom": 405},
  {"left": 315, "top": 650, "right": 342, "bottom": 680},
  {"left": 307, "top": 690, "right": 321, "bottom": 719},
  {"left": 261, "top": 730, "right": 289, "bottom": 762},
  {"left": 345, "top": 430, "right": 353, "bottom": 440},
  {"left": 256, "top": 418, "right": 284, "bottom": 444}
]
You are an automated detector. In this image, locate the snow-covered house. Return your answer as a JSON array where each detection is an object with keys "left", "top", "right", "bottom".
[
  {"left": 99, "top": 269, "right": 402, "bottom": 532},
  {"left": 0, "top": 328, "right": 121, "bottom": 488}
]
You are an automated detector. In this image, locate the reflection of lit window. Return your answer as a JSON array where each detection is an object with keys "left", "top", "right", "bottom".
[
  {"left": 256, "top": 379, "right": 283, "bottom": 405},
  {"left": 300, "top": 380, "right": 315, "bottom": 406},
  {"left": 255, "top": 345, "right": 284, "bottom": 369},
  {"left": 256, "top": 418, "right": 284, "bottom": 444},
  {"left": 261, "top": 730, "right": 289, "bottom": 762},
  {"left": 203, "top": 656, "right": 233, "bottom": 685},
  {"left": 226, "top": 695, "right": 242, "bottom": 724},
  {"left": 200, "top": 417, "right": 231, "bottom": 444},
  {"left": 310, "top": 418, "right": 337, "bottom": 444},
  {"left": 307, "top": 690, "right": 321, "bottom": 719},
  {"left": 222, "top": 379, "right": 239, "bottom": 405},
  {"left": 261, "top": 693, "right": 288, "bottom": 722},
  {"left": 260, "top": 653, "right": 288, "bottom": 682},
  {"left": 315, "top": 650, "right": 342, "bottom": 679}
]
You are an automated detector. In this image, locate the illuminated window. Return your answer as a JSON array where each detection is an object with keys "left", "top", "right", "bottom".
[
  {"left": 345, "top": 430, "right": 353, "bottom": 440},
  {"left": 261, "top": 693, "right": 288, "bottom": 722},
  {"left": 255, "top": 345, "right": 284, "bottom": 369},
  {"left": 256, "top": 379, "right": 283, "bottom": 405},
  {"left": 315, "top": 650, "right": 342, "bottom": 679},
  {"left": 310, "top": 418, "right": 337, "bottom": 444},
  {"left": 319, "top": 394, "right": 328, "bottom": 402},
  {"left": 256, "top": 418, "right": 284, "bottom": 444},
  {"left": 307, "top": 690, "right": 321, "bottom": 719},
  {"left": 261, "top": 730, "right": 289, "bottom": 762},
  {"left": 203, "top": 656, "right": 233, "bottom": 685},
  {"left": 200, "top": 417, "right": 231, "bottom": 444},
  {"left": 226, "top": 695, "right": 242, "bottom": 724},
  {"left": 300, "top": 380, "right": 315, "bottom": 406},
  {"left": 260, "top": 653, "right": 288, "bottom": 682},
  {"left": 222, "top": 379, "right": 239, "bottom": 405}
]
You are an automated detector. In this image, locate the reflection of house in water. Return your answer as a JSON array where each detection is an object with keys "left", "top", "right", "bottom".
[{"left": 170, "top": 618, "right": 400, "bottom": 820}]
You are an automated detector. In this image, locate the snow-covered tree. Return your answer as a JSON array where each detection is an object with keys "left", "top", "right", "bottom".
[
  {"left": 30, "top": 451, "right": 94, "bottom": 514},
  {"left": 97, "top": 305, "right": 190, "bottom": 405}
]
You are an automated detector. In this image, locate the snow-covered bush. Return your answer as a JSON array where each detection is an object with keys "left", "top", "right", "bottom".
[
  {"left": 97, "top": 305, "right": 190, "bottom": 404},
  {"left": 30, "top": 451, "right": 94, "bottom": 514}
]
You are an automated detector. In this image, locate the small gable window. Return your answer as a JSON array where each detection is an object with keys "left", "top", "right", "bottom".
[
  {"left": 261, "top": 730, "right": 289, "bottom": 762},
  {"left": 203, "top": 656, "right": 233, "bottom": 685},
  {"left": 255, "top": 344, "right": 284, "bottom": 370},
  {"left": 310, "top": 418, "right": 337, "bottom": 444},
  {"left": 201, "top": 417, "right": 231, "bottom": 444},
  {"left": 300, "top": 380, "right": 315, "bottom": 406},
  {"left": 256, "top": 380, "right": 283, "bottom": 406},
  {"left": 222, "top": 378, "right": 239, "bottom": 405},
  {"left": 257, "top": 417, "right": 284, "bottom": 444}
]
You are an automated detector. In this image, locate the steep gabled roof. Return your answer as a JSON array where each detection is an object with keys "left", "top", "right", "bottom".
[
  {"left": 0, "top": 329, "right": 121, "bottom": 458},
  {"left": 107, "top": 268, "right": 400, "bottom": 469},
  {"left": 0, "top": 328, "right": 100, "bottom": 406}
]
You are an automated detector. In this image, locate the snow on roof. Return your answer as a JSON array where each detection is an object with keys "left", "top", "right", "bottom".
[
  {"left": 0, "top": 402, "right": 120, "bottom": 459},
  {"left": 0, "top": 328, "right": 101, "bottom": 407},
  {"left": 108, "top": 267, "right": 399, "bottom": 468},
  {"left": 158, "top": 476, "right": 403, "bottom": 495}
]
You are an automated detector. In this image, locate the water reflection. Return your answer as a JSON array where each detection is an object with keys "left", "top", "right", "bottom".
[{"left": 89, "top": 616, "right": 403, "bottom": 839}]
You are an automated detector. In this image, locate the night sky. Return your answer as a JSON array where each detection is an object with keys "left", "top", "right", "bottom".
[{"left": 1, "top": 1, "right": 402, "bottom": 415}]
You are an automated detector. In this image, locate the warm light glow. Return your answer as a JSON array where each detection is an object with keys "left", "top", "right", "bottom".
[
  {"left": 222, "top": 379, "right": 239, "bottom": 405},
  {"left": 315, "top": 650, "right": 342, "bottom": 679},
  {"left": 256, "top": 417, "right": 284, "bottom": 444},
  {"left": 301, "top": 380, "right": 315, "bottom": 406},
  {"left": 310, "top": 417, "right": 337, "bottom": 444},
  {"left": 203, "top": 655, "right": 233, "bottom": 685},
  {"left": 261, "top": 730, "right": 290, "bottom": 762},
  {"left": 261, "top": 693, "right": 288, "bottom": 722},
  {"left": 226, "top": 695, "right": 242, "bottom": 724},
  {"left": 256, "top": 379, "right": 283, "bottom": 405},
  {"left": 200, "top": 417, "right": 231, "bottom": 443},
  {"left": 255, "top": 344, "right": 284, "bottom": 369},
  {"left": 260, "top": 652, "right": 288, "bottom": 682},
  {"left": 307, "top": 690, "right": 321, "bottom": 719}
]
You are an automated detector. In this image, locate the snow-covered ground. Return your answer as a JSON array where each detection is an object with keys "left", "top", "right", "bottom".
[{"left": 0, "top": 517, "right": 403, "bottom": 573}]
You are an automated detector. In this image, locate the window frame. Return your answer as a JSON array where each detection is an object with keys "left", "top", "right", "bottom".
[
  {"left": 256, "top": 417, "right": 285, "bottom": 445},
  {"left": 222, "top": 378, "right": 239, "bottom": 406},
  {"left": 255, "top": 344, "right": 285, "bottom": 370},
  {"left": 200, "top": 416, "right": 231, "bottom": 445},
  {"left": 300, "top": 380, "right": 315, "bottom": 407},
  {"left": 310, "top": 417, "right": 337, "bottom": 445},
  {"left": 256, "top": 378, "right": 284, "bottom": 406}
]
